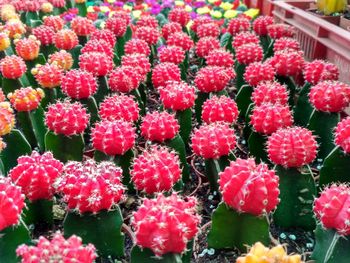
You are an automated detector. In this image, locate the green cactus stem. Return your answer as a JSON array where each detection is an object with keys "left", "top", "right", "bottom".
[
  {"left": 45, "top": 131, "right": 84, "bottom": 162},
  {"left": 23, "top": 199, "right": 53, "bottom": 228},
  {"left": 131, "top": 89, "right": 146, "bottom": 116},
  {"left": 2, "top": 78, "right": 22, "bottom": 95},
  {"left": 248, "top": 132, "right": 270, "bottom": 164},
  {"left": 263, "top": 38, "right": 274, "bottom": 60},
  {"left": 308, "top": 110, "right": 340, "bottom": 161},
  {"left": 0, "top": 221, "right": 31, "bottom": 263},
  {"left": 41, "top": 45, "right": 57, "bottom": 60},
  {"left": 235, "top": 62, "right": 247, "bottom": 91},
  {"left": 312, "top": 224, "right": 350, "bottom": 263},
  {"left": 94, "top": 76, "right": 110, "bottom": 105},
  {"left": 273, "top": 165, "right": 316, "bottom": 230},
  {"left": 0, "top": 129, "right": 32, "bottom": 174},
  {"left": 75, "top": 2, "right": 87, "bottom": 17},
  {"left": 276, "top": 76, "right": 296, "bottom": 107},
  {"left": 236, "top": 84, "right": 253, "bottom": 119},
  {"left": 293, "top": 82, "right": 313, "bottom": 126},
  {"left": 204, "top": 158, "right": 222, "bottom": 192},
  {"left": 195, "top": 92, "right": 209, "bottom": 123},
  {"left": 41, "top": 88, "right": 57, "bottom": 109},
  {"left": 69, "top": 45, "right": 82, "bottom": 69},
  {"left": 220, "top": 33, "right": 233, "bottom": 53},
  {"left": 25, "top": 54, "right": 46, "bottom": 87},
  {"left": 207, "top": 202, "right": 269, "bottom": 252},
  {"left": 180, "top": 52, "right": 189, "bottom": 81},
  {"left": 79, "top": 97, "right": 99, "bottom": 127},
  {"left": 77, "top": 36, "right": 87, "bottom": 46},
  {"left": 243, "top": 103, "right": 254, "bottom": 142},
  {"left": 63, "top": 208, "right": 125, "bottom": 259},
  {"left": 176, "top": 108, "right": 192, "bottom": 144}
]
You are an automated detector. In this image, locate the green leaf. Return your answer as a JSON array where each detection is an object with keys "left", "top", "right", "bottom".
[
  {"left": 308, "top": 110, "right": 339, "bottom": 160},
  {"left": 23, "top": 199, "right": 53, "bottom": 227},
  {"left": 204, "top": 159, "right": 222, "bottom": 192},
  {"left": 94, "top": 76, "right": 110, "bottom": 105},
  {"left": 236, "top": 84, "right": 253, "bottom": 119},
  {"left": 130, "top": 246, "right": 182, "bottom": 263},
  {"left": 312, "top": 224, "right": 350, "bottom": 263},
  {"left": 207, "top": 202, "right": 269, "bottom": 251},
  {"left": 63, "top": 208, "right": 125, "bottom": 259},
  {"left": 294, "top": 82, "right": 313, "bottom": 127},
  {"left": 176, "top": 108, "right": 192, "bottom": 144},
  {"left": 70, "top": 45, "right": 82, "bottom": 69},
  {"left": 115, "top": 149, "right": 135, "bottom": 192},
  {"left": 17, "top": 111, "right": 37, "bottom": 148},
  {"left": 45, "top": 131, "right": 84, "bottom": 162},
  {"left": 273, "top": 166, "right": 316, "bottom": 230},
  {"left": 1, "top": 130, "right": 32, "bottom": 174},
  {"left": 124, "top": 26, "right": 132, "bottom": 42},
  {"left": 167, "top": 134, "right": 190, "bottom": 183},
  {"left": 235, "top": 62, "right": 247, "bottom": 91},
  {"left": 156, "top": 13, "right": 168, "bottom": 27},
  {"left": 248, "top": 132, "right": 269, "bottom": 164},
  {"left": 76, "top": 2, "right": 87, "bottom": 17},
  {"left": 220, "top": 32, "right": 232, "bottom": 48},
  {"left": 29, "top": 106, "right": 47, "bottom": 152},
  {"left": 195, "top": 92, "right": 209, "bottom": 124}
]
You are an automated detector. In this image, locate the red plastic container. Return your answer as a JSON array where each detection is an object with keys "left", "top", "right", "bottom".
[
  {"left": 272, "top": 0, "right": 350, "bottom": 84},
  {"left": 244, "top": 0, "right": 274, "bottom": 15}
]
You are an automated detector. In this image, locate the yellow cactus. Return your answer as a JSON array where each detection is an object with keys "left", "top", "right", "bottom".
[
  {"left": 0, "top": 32, "right": 10, "bottom": 52},
  {"left": 317, "top": 0, "right": 347, "bottom": 15},
  {"left": 0, "top": 102, "right": 15, "bottom": 136}
]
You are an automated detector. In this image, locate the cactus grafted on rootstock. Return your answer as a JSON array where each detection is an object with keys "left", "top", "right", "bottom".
[
  {"left": 208, "top": 159, "right": 279, "bottom": 251},
  {"left": 312, "top": 184, "right": 350, "bottom": 263},
  {"left": 0, "top": 55, "right": 27, "bottom": 95}
]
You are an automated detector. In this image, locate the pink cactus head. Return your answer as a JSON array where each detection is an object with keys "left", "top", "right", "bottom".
[
  {"left": 206, "top": 49, "right": 234, "bottom": 68},
  {"left": 43, "top": 15, "right": 65, "bottom": 32},
  {"left": 195, "top": 66, "right": 234, "bottom": 93},
  {"left": 32, "top": 25, "right": 55, "bottom": 46},
  {"left": 105, "top": 16, "right": 127, "bottom": 37},
  {"left": 159, "top": 81, "right": 196, "bottom": 111},
  {"left": 110, "top": 10, "right": 131, "bottom": 25},
  {"left": 167, "top": 32, "right": 194, "bottom": 51},
  {"left": 273, "top": 37, "right": 300, "bottom": 52},
  {"left": 168, "top": 7, "right": 190, "bottom": 27},
  {"left": 252, "top": 81, "right": 289, "bottom": 106},
  {"left": 47, "top": 0, "right": 66, "bottom": 8},
  {"left": 201, "top": 95, "right": 239, "bottom": 124},
  {"left": 191, "top": 122, "right": 236, "bottom": 159},
  {"left": 135, "top": 26, "right": 160, "bottom": 46},
  {"left": 236, "top": 43, "right": 263, "bottom": 65},
  {"left": 32, "top": 63, "right": 63, "bottom": 89},
  {"left": 191, "top": 16, "right": 213, "bottom": 33},
  {"left": 244, "top": 62, "right": 275, "bottom": 87},
  {"left": 227, "top": 17, "right": 250, "bottom": 35},
  {"left": 124, "top": 38, "right": 151, "bottom": 56},
  {"left": 0, "top": 177, "right": 25, "bottom": 231},
  {"left": 108, "top": 66, "right": 143, "bottom": 93},
  {"left": 267, "top": 24, "right": 295, "bottom": 39},
  {"left": 56, "top": 159, "right": 124, "bottom": 213},
  {"left": 335, "top": 117, "right": 350, "bottom": 154},
  {"left": 267, "top": 127, "right": 318, "bottom": 167},
  {"left": 314, "top": 184, "right": 350, "bottom": 235},
  {"left": 303, "top": 60, "right": 339, "bottom": 85},
  {"left": 233, "top": 32, "right": 259, "bottom": 49},
  {"left": 195, "top": 36, "right": 221, "bottom": 58},
  {"left": 309, "top": 80, "right": 350, "bottom": 112},
  {"left": 92, "top": 120, "right": 135, "bottom": 156},
  {"left": 99, "top": 94, "right": 139, "bottom": 122},
  {"left": 121, "top": 54, "right": 151, "bottom": 77},
  {"left": 250, "top": 103, "right": 293, "bottom": 135},
  {"left": 253, "top": 16, "right": 274, "bottom": 36},
  {"left": 7, "top": 87, "right": 44, "bottom": 112},
  {"left": 71, "top": 16, "right": 95, "bottom": 36},
  {"left": 161, "top": 22, "right": 182, "bottom": 40},
  {"left": 136, "top": 15, "right": 159, "bottom": 28},
  {"left": 61, "top": 69, "right": 97, "bottom": 99},
  {"left": 0, "top": 55, "right": 27, "bottom": 79},
  {"left": 152, "top": 62, "right": 181, "bottom": 89},
  {"left": 0, "top": 102, "right": 15, "bottom": 136},
  {"left": 132, "top": 193, "right": 200, "bottom": 256},
  {"left": 141, "top": 111, "right": 179, "bottom": 142},
  {"left": 197, "top": 23, "right": 220, "bottom": 38},
  {"left": 159, "top": 45, "right": 185, "bottom": 65},
  {"left": 48, "top": 50, "right": 73, "bottom": 71},
  {"left": 54, "top": 29, "right": 78, "bottom": 50},
  {"left": 219, "top": 158, "right": 280, "bottom": 216},
  {"left": 14, "top": 36, "right": 40, "bottom": 61},
  {"left": 268, "top": 50, "right": 304, "bottom": 76},
  {"left": 89, "top": 29, "right": 116, "bottom": 47},
  {"left": 131, "top": 146, "right": 181, "bottom": 194},
  {"left": 45, "top": 100, "right": 89, "bottom": 136},
  {"left": 79, "top": 52, "right": 114, "bottom": 76},
  {"left": 16, "top": 232, "right": 97, "bottom": 263},
  {"left": 81, "top": 39, "right": 114, "bottom": 58},
  {"left": 9, "top": 151, "right": 63, "bottom": 201}
]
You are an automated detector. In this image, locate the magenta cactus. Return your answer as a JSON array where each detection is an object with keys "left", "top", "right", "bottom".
[
  {"left": 159, "top": 81, "right": 196, "bottom": 111},
  {"left": 205, "top": 49, "right": 234, "bottom": 68},
  {"left": 201, "top": 95, "right": 239, "bottom": 124},
  {"left": 244, "top": 62, "right": 275, "bottom": 87},
  {"left": 252, "top": 81, "right": 289, "bottom": 106},
  {"left": 61, "top": 69, "right": 97, "bottom": 99}
]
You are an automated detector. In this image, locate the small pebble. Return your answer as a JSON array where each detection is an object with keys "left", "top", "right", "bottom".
[
  {"left": 289, "top": 234, "right": 296, "bottom": 240},
  {"left": 207, "top": 248, "right": 215, "bottom": 255},
  {"left": 317, "top": 158, "right": 323, "bottom": 162},
  {"left": 208, "top": 195, "right": 213, "bottom": 200},
  {"left": 241, "top": 140, "right": 246, "bottom": 145},
  {"left": 213, "top": 191, "right": 217, "bottom": 196},
  {"left": 198, "top": 248, "right": 208, "bottom": 257},
  {"left": 306, "top": 243, "right": 313, "bottom": 248},
  {"left": 317, "top": 165, "right": 322, "bottom": 170},
  {"left": 280, "top": 233, "right": 287, "bottom": 239},
  {"left": 209, "top": 205, "right": 214, "bottom": 209}
]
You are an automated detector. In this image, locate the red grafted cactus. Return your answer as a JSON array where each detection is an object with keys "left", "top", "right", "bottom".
[
  {"left": 309, "top": 80, "right": 350, "bottom": 112},
  {"left": 267, "top": 24, "right": 295, "bottom": 39},
  {"left": 81, "top": 39, "right": 114, "bottom": 58},
  {"left": 48, "top": 0, "right": 66, "bottom": 8},
  {"left": 136, "top": 15, "right": 158, "bottom": 28},
  {"left": 194, "top": 66, "right": 234, "bottom": 93},
  {"left": 48, "top": 50, "right": 73, "bottom": 71},
  {"left": 195, "top": 36, "right": 221, "bottom": 58},
  {"left": 89, "top": 29, "right": 116, "bottom": 47},
  {"left": 92, "top": 120, "right": 135, "bottom": 156},
  {"left": 56, "top": 159, "right": 124, "bottom": 213},
  {"left": 32, "top": 25, "right": 55, "bottom": 46},
  {"left": 250, "top": 103, "right": 293, "bottom": 135},
  {"left": 45, "top": 101, "right": 89, "bottom": 136},
  {"left": 43, "top": 15, "right": 65, "bottom": 32},
  {"left": 167, "top": 32, "right": 194, "bottom": 51},
  {"left": 135, "top": 26, "right": 160, "bottom": 46},
  {"left": 227, "top": 17, "right": 250, "bottom": 35},
  {"left": 253, "top": 16, "right": 274, "bottom": 36},
  {"left": 0, "top": 177, "right": 25, "bottom": 231},
  {"left": 131, "top": 146, "right": 181, "bottom": 194},
  {"left": 314, "top": 184, "right": 350, "bottom": 235},
  {"left": 159, "top": 45, "right": 185, "bottom": 65},
  {"left": 4, "top": 19, "right": 26, "bottom": 38},
  {"left": 152, "top": 62, "right": 181, "bottom": 89},
  {"left": 108, "top": 66, "right": 143, "bottom": 93},
  {"left": 7, "top": 87, "right": 44, "bottom": 112},
  {"left": 61, "top": 69, "right": 97, "bottom": 99},
  {"left": 236, "top": 43, "right": 263, "bottom": 65},
  {"left": 79, "top": 52, "right": 114, "bottom": 76},
  {"left": 197, "top": 23, "right": 220, "bottom": 38},
  {"left": 16, "top": 232, "right": 97, "bottom": 263},
  {"left": 269, "top": 50, "right": 304, "bottom": 76},
  {"left": 161, "top": 22, "right": 182, "bottom": 40},
  {"left": 132, "top": 193, "right": 200, "bottom": 256},
  {"left": 244, "top": 62, "right": 275, "bottom": 87},
  {"left": 9, "top": 151, "right": 63, "bottom": 201},
  {"left": 14, "top": 36, "right": 40, "bottom": 61},
  {"left": 335, "top": 117, "right": 350, "bottom": 154},
  {"left": 105, "top": 16, "right": 127, "bottom": 37},
  {"left": 0, "top": 55, "right": 27, "bottom": 79},
  {"left": 110, "top": 10, "right": 131, "bottom": 25},
  {"left": 168, "top": 7, "right": 190, "bottom": 27},
  {"left": 205, "top": 49, "right": 234, "bottom": 68},
  {"left": 124, "top": 38, "right": 150, "bottom": 56},
  {"left": 32, "top": 63, "right": 63, "bottom": 88},
  {"left": 191, "top": 122, "right": 236, "bottom": 159},
  {"left": 232, "top": 32, "right": 260, "bottom": 49},
  {"left": 0, "top": 102, "right": 15, "bottom": 136},
  {"left": 121, "top": 54, "right": 151, "bottom": 77},
  {"left": 54, "top": 29, "right": 78, "bottom": 50},
  {"left": 141, "top": 111, "right": 179, "bottom": 142},
  {"left": 70, "top": 16, "right": 95, "bottom": 36},
  {"left": 273, "top": 37, "right": 300, "bottom": 52},
  {"left": 303, "top": 60, "right": 339, "bottom": 85},
  {"left": 201, "top": 95, "right": 239, "bottom": 124},
  {"left": 159, "top": 81, "right": 196, "bottom": 111},
  {"left": 99, "top": 94, "right": 139, "bottom": 122},
  {"left": 252, "top": 81, "right": 289, "bottom": 106},
  {"left": 267, "top": 127, "right": 318, "bottom": 167},
  {"left": 219, "top": 158, "right": 280, "bottom": 216},
  {"left": 191, "top": 16, "right": 213, "bottom": 33}
]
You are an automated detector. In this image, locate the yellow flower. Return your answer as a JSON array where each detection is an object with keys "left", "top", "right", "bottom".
[
  {"left": 0, "top": 32, "right": 10, "bottom": 52},
  {"left": 220, "top": 2, "right": 233, "bottom": 10},
  {"left": 244, "top": 8, "right": 260, "bottom": 18},
  {"left": 109, "top": 11, "right": 116, "bottom": 17},
  {"left": 100, "top": 6, "right": 110, "bottom": 13},
  {"left": 185, "top": 5, "right": 193, "bottom": 12},
  {"left": 0, "top": 102, "right": 15, "bottom": 136},
  {"left": 41, "top": 2, "right": 53, "bottom": 13},
  {"left": 175, "top": 1, "right": 185, "bottom": 6},
  {"left": 142, "top": 3, "right": 149, "bottom": 10},
  {"left": 87, "top": 6, "right": 94, "bottom": 12},
  {"left": 186, "top": 20, "right": 193, "bottom": 30},
  {"left": 123, "top": 5, "right": 132, "bottom": 11},
  {"left": 75, "top": 0, "right": 86, "bottom": 3},
  {"left": 132, "top": 10, "right": 142, "bottom": 19},
  {"left": 224, "top": 10, "right": 237, "bottom": 19},
  {"left": 208, "top": 0, "right": 216, "bottom": 3},
  {"left": 211, "top": 10, "right": 222, "bottom": 19},
  {"left": 106, "top": 0, "right": 115, "bottom": 3},
  {"left": 100, "top": 21, "right": 106, "bottom": 29},
  {"left": 197, "top": 6, "right": 211, "bottom": 14}
]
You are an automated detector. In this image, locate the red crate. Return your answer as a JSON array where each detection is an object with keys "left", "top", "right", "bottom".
[
  {"left": 244, "top": 0, "right": 274, "bottom": 15},
  {"left": 272, "top": 0, "right": 350, "bottom": 84}
]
